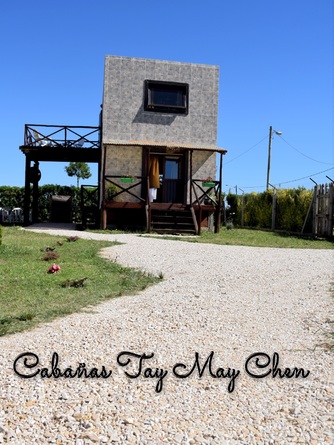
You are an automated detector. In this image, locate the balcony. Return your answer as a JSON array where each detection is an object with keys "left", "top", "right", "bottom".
[{"left": 20, "top": 124, "right": 101, "bottom": 162}]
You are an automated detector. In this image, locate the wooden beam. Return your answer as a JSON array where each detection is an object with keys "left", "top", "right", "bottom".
[
  {"left": 215, "top": 152, "right": 223, "bottom": 233},
  {"left": 23, "top": 156, "right": 31, "bottom": 225},
  {"left": 32, "top": 161, "right": 39, "bottom": 223}
]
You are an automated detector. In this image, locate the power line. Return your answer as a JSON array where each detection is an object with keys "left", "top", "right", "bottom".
[
  {"left": 224, "top": 135, "right": 268, "bottom": 165},
  {"left": 280, "top": 136, "right": 333, "bottom": 165},
  {"left": 273, "top": 166, "right": 334, "bottom": 186},
  {"left": 239, "top": 166, "right": 334, "bottom": 190}
]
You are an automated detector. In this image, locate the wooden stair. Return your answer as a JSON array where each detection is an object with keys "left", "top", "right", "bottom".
[{"left": 151, "top": 206, "right": 197, "bottom": 235}]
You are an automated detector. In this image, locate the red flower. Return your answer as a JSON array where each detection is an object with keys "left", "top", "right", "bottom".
[{"left": 47, "top": 263, "right": 61, "bottom": 274}]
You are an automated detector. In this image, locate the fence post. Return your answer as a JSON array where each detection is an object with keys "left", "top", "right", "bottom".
[
  {"left": 301, "top": 188, "right": 315, "bottom": 234},
  {"left": 313, "top": 185, "right": 318, "bottom": 236},
  {"left": 241, "top": 193, "right": 245, "bottom": 227},
  {"left": 327, "top": 183, "right": 333, "bottom": 237}
]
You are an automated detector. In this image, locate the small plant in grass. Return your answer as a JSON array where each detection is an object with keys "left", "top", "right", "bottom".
[
  {"left": 67, "top": 236, "right": 79, "bottom": 242},
  {"left": 61, "top": 278, "right": 88, "bottom": 288},
  {"left": 47, "top": 263, "right": 61, "bottom": 274},
  {"left": 16, "top": 313, "right": 35, "bottom": 321},
  {"left": 226, "top": 221, "right": 234, "bottom": 230},
  {"left": 41, "top": 251, "right": 60, "bottom": 261},
  {"left": 41, "top": 246, "right": 56, "bottom": 252}
]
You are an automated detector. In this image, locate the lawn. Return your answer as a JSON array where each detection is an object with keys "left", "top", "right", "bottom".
[
  {"left": 1, "top": 226, "right": 332, "bottom": 337},
  {"left": 0, "top": 226, "right": 161, "bottom": 336},
  {"left": 151, "top": 227, "right": 334, "bottom": 249}
]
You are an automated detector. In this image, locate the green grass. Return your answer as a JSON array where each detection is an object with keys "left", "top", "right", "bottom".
[
  {"left": 153, "top": 227, "right": 334, "bottom": 249},
  {"left": 89, "top": 226, "right": 333, "bottom": 249},
  {"left": 0, "top": 226, "right": 161, "bottom": 336}
]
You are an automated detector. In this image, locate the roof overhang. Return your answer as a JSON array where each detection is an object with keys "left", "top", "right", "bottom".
[{"left": 103, "top": 139, "right": 227, "bottom": 154}]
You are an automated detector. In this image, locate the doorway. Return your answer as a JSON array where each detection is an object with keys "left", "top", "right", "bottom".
[{"left": 149, "top": 153, "right": 185, "bottom": 203}]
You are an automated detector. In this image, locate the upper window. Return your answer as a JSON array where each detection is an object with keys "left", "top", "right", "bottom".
[{"left": 144, "top": 80, "right": 189, "bottom": 114}]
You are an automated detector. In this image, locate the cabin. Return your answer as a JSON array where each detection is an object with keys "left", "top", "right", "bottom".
[
  {"left": 19, "top": 56, "right": 227, "bottom": 234},
  {"left": 101, "top": 56, "right": 226, "bottom": 234}
]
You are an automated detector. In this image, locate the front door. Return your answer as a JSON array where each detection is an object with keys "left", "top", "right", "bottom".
[
  {"left": 162, "top": 157, "right": 183, "bottom": 202},
  {"left": 149, "top": 154, "right": 185, "bottom": 203}
]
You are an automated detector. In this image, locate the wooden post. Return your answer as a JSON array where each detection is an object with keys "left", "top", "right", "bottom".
[
  {"left": 146, "top": 175, "right": 151, "bottom": 233},
  {"left": 100, "top": 143, "right": 107, "bottom": 229},
  {"left": 146, "top": 148, "right": 151, "bottom": 233},
  {"left": 101, "top": 209, "right": 106, "bottom": 229},
  {"left": 301, "top": 188, "right": 315, "bottom": 234},
  {"left": 190, "top": 206, "right": 199, "bottom": 235},
  {"left": 189, "top": 150, "right": 193, "bottom": 205},
  {"left": 215, "top": 152, "right": 223, "bottom": 233},
  {"left": 313, "top": 185, "right": 319, "bottom": 236},
  {"left": 32, "top": 161, "right": 39, "bottom": 223},
  {"left": 97, "top": 139, "right": 102, "bottom": 228},
  {"left": 323, "top": 184, "right": 328, "bottom": 236},
  {"left": 241, "top": 193, "right": 245, "bottom": 227},
  {"left": 23, "top": 155, "right": 31, "bottom": 225},
  {"left": 328, "top": 183, "right": 334, "bottom": 237}
]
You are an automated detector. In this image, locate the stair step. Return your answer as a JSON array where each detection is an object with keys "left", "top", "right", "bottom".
[
  {"left": 152, "top": 218, "right": 193, "bottom": 224},
  {"left": 152, "top": 222, "right": 195, "bottom": 228},
  {"left": 152, "top": 228, "right": 196, "bottom": 235},
  {"left": 151, "top": 208, "right": 196, "bottom": 234}
]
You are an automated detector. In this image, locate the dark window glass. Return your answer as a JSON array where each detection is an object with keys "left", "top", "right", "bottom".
[
  {"left": 151, "top": 87, "right": 184, "bottom": 107},
  {"left": 165, "top": 159, "right": 179, "bottom": 179},
  {"left": 144, "top": 80, "right": 188, "bottom": 114}
]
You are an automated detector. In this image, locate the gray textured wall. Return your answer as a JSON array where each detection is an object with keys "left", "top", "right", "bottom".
[
  {"left": 104, "top": 145, "right": 142, "bottom": 202},
  {"left": 102, "top": 56, "right": 219, "bottom": 146}
]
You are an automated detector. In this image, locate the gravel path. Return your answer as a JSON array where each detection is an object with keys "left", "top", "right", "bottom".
[{"left": 0, "top": 224, "right": 333, "bottom": 444}]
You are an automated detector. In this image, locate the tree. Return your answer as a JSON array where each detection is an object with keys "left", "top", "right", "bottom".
[{"left": 64, "top": 162, "right": 91, "bottom": 188}]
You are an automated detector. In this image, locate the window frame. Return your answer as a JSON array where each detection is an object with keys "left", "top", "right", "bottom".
[{"left": 144, "top": 80, "right": 189, "bottom": 115}]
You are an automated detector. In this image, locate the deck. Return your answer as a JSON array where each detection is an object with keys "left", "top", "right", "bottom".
[{"left": 19, "top": 124, "right": 101, "bottom": 162}]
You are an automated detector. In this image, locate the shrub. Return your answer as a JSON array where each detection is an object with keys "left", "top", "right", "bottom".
[
  {"left": 226, "top": 187, "right": 313, "bottom": 232},
  {"left": 0, "top": 184, "right": 90, "bottom": 223}
]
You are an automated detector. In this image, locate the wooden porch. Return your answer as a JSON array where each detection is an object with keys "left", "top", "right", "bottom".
[{"left": 102, "top": 174, "right": 223, "bottom": 235}]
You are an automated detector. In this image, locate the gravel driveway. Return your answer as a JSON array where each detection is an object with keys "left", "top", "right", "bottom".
[{"left": 0, "top": 224, "right": 333, "bottom": 444}]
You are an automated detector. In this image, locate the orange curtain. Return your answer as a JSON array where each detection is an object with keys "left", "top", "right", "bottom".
[{"left": 149, "top": 156, "right": 160, "bottom": 188}]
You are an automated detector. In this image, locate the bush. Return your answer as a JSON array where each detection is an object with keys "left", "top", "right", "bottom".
[
  {"left": 225, "top": 187, "right": 313, "bottom": 232},
  {"left": 0, "top": 186, "right": 25, "bottom": 209},
  {"left": 0, "top": 185, "right": 98, "bottom": 224},
  {"left": 276, "top": 188, "right": 313, "bottom": 232}
]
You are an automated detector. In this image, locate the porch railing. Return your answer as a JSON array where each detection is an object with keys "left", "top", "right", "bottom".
[
  {"left": 104, "top": 175, "right": 148, "bottom": 203},
  {"left": 81, "top": 185, "right": 99, "bottom": 229},
  {"left": 23, "top": 124, "right": 100, "bottom": 149},
  {"left": 191, "top": 179, "right": 222, "bottom": 233},
  {"left": 103, "top": 175, "right": 151, "bottom": 231},
  {"left": 103, "top": 176, "right": 222, "bottom": 233}
]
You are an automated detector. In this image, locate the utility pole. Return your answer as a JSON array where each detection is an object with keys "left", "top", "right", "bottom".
[
  {"left": 266, "top": 126, "right": 282, "bottom": 190},
  {"left": 266, "top": 126, "right": 273, "bottom": 190}
]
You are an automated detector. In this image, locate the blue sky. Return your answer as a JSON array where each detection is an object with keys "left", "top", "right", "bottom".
[{"left": 1, "top": 0, "right": 333, "bottom": 193}]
